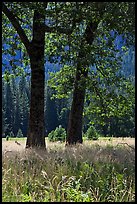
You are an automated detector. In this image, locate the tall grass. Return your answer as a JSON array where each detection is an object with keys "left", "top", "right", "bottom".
[{"left": 2, "top": 142, "right": 135, "bottom": 202}]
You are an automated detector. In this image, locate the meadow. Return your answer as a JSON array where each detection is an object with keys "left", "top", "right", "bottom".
[{"left": 2, "top": 137, "right": 135, "bottom": 202}]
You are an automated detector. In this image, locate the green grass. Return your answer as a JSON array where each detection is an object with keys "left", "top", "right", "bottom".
[
  {"left": 2, "top": 140, "right": 135, "bottom": 202},
  {"left": 2, "top": 137, "right": 27, "bottom": 141},
  {"left": 2, "top": 136, "right": 132, "bottom": 142}
]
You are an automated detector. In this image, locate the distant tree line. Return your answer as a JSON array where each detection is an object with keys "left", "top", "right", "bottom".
[
  {"left": 2, "top": 74, "right": 71, "bottom": 138},
  {"left": 2, "top": 69, "right": 135, "bottom": 138}
]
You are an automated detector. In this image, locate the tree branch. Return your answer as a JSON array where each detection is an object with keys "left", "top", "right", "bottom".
[
  {"left": 44, "top": 23, "right": 74, "bottom": 35},
  {"left": 44, "top": 3, "right": 80, "bottom": 35},
  {"left": 2, "top": 3, "right": 31, "bottom": 54}
]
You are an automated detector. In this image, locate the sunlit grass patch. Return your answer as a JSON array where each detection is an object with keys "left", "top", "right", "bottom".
[{"left": 2, "top": 141, "right": 135, "bottom": 202}]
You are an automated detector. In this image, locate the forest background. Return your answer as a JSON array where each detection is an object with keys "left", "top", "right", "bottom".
[{"left": 2, "top": 2, "right": 135, "bottom": 141}]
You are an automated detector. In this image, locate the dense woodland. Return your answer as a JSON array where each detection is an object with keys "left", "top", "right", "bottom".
[
  {"left": 2, "top": 76, "right": 70, "bottom": 137},
  {"left": 2, "top": 45, "right": 135, "bottom": 138},
  {"left": 2, "top": 2, "right": 135, "bottom": 146}
]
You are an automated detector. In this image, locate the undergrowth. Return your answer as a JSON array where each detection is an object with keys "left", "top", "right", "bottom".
[{"left": 2, "top": 143, "right": 135, "bottom": 202}]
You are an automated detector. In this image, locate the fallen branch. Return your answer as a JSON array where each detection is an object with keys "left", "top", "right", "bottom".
[{"left": 15, "top": 141, "right": 21, "bottom": 145}]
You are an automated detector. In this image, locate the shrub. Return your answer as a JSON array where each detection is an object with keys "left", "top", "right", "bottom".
[
  {"left": 9, "top": 131, "right": 14, "bottom": 138},
  {"left": 48, "top": 125, "right": 66, "bottom": 142},
  {"left": 17, "top": 129, "right": 24, "bottom": 138},
  {"left": 6, "top": 136, "right": 9, "bottom": 141},
  {"left": 85, "top": 126, "right": 99, "bottom": 140}
]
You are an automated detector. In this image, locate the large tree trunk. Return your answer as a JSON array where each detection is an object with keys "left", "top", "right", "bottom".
[
  {"left": 26, "top": 11, "right": 46, "bottom": 148},
  {"left": 66, "top": 21, "right": 98, "bottom": 145},
  {"left": 66, "top": 62, "right": 88, "bottom": 144}
]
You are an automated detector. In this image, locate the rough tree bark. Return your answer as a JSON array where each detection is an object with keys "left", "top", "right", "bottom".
[
  {"left": 26, "top": 11, "right": 45, "bottom": 148},
  {"left": 66, "top": 21, "right": 98, "bottom": 145},
  {"left": 66, "top": 51, "right": 88, "bottom": 144}
]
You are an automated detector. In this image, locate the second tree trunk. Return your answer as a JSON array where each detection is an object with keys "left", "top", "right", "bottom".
[{"left": 66, "top": 58, "right": 88, "bottom": 145}]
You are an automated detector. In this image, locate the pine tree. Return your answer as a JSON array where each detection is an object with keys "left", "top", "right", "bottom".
[
  {"left": 4, "top": 81, "right": 14, "bottom": 136},
  {"left": 10, "top": 77, "right": 17, "bottom": 135},
  {"left": 14, "top": 85, "right": 22, "bottom": 136},
  {"left": 2, "top": 79, "right": 7, "bottom": 137},
  {"left": 17, "top": 128, "right": 24, "bottom": 138},
  {"left": 18, "top": 75, "right": 29, "bottom": 136},
  {"left": 56, "top": 98, "right": 70, "bottom": 130},
  {"left": 45, "top": 85, "right": 58, "bottom": 135}
]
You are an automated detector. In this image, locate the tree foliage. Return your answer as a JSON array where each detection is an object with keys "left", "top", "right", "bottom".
[{"left": 2, "top": 2, "right": 135, "bottom": 144}]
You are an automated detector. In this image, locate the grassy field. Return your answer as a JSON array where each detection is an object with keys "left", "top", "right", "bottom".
[{"left": 2, "top": 137, "right": 135, "bottom": 202}]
